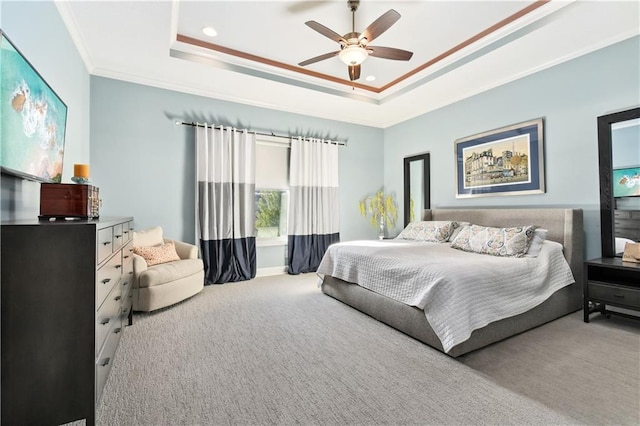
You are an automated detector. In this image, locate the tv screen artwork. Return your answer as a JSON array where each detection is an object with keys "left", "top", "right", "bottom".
[
  {"left": 613, "top": 166, "right": 640, "bottom": 198},
  {"left": 1, "top": 30, "right": 67, "bottom": 183}
]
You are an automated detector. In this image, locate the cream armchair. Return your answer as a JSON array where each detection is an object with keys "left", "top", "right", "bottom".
[{"left": 132, "top": 226, "right": 204, "bottom": 312}]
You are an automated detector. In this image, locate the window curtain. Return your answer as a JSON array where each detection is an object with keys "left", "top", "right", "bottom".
[
  {"left": 196, "top": 125, "right": 256, "bottom": 284},
  {"left": 287, "top": 137, "right": 340, "bottom": 274}
]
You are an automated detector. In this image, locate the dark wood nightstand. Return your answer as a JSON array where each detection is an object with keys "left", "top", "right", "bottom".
[{"left": 584, "top": 257, "right": 640, "bottom": 322}]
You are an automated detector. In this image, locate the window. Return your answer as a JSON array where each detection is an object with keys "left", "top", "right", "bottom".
[
  {"left": 255, "top": 137, "right": 290, "bottom": 245},
  {"left": 255, "top": 189, "right": 288, "bottom": 241}
]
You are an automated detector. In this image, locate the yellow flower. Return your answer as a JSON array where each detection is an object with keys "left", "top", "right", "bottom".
[{"left": 359, "top": 190, "right": 398, "bottom": 230}]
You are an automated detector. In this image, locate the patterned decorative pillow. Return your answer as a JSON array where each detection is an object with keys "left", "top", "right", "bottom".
[
  {"left": 396, "top": 221, "right": 458, "bottom": 242},
  {"left": 450, "top": 224, "right": 538, "bottom": 257},
  {"left": 133, "top": 242, "right": 181, "bottom": 266},
  {"left": 448, "top": 221, "right": 471, "bottom": 242}
]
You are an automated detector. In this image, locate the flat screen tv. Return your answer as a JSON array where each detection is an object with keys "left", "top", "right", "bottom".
[
  {"left": 1, "top": 30, "right": 67, "bottom": 183},
  {"left": 613, "top": 166, "right": 640, "bottom": 198}
]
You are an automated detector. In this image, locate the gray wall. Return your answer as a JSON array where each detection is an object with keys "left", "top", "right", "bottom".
[
  {"left": 383, "top": 36, "right": 640, "bottom": 260},
  {"left": 0, "top": 1, "right": 91, "bottom": 221},
  {"left": 89, "top": 77, "right": 385, "bottom": 249}
]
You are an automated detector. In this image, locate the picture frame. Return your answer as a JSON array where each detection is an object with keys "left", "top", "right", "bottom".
[
  {"left": 1, "top": 30, "right": 68, "bottom": 183},
  {"left": 454, "top": 118, "right": 545, "bottom": 198}
]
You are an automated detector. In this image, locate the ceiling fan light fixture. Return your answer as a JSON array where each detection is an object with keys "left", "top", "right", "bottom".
[{"left": 339, "top": 45, "right": 368, "bottom": 66}]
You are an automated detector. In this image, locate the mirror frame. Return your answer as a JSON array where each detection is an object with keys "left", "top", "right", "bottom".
[
  {"left": 597, "top": 106, "right": 640, "bottom": 258},
  {"left": 403, "top": 153, "right": 430, "bottom": 227}
]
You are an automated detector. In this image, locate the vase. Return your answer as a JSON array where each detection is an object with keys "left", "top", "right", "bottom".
[{"left": 378, "top": 214, "right": 385, "bottom": 240}]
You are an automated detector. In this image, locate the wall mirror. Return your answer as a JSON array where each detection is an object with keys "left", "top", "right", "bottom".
[
  {"left": 404, "top": 153, "right": 430, "bottom": 227},
  {"left": 597, "top": 107, "right": 640, "bottom": 258}
]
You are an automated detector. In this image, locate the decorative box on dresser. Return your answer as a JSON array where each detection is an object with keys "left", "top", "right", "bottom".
[
  {"left": 1, "top": 216, "right": 134, "bottom": 425},
  {"left": 584, "top": 257, "right": 640, "bottom": 322}
]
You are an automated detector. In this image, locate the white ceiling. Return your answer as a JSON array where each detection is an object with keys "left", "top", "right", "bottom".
[{"left": 55, "top": 0, "right": 639, "bottom": 128}]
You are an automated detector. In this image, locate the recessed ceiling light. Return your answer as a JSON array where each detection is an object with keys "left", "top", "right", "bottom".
[
  {"left": 365, "top": 75, "right": 376, "bottom": 82},
  {"left": 202, "top": 26, "right": 217, "bottom": 37}
]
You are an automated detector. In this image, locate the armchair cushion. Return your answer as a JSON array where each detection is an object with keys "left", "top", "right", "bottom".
[
  {"left": 133, "top": 242, "right": 181, "bottom": 266},
  {"left": 136, "top": 258, "right": 204, "bottom": 288},
  {"left": 133, "top": 226, "right": 164, "bottom": 247}
]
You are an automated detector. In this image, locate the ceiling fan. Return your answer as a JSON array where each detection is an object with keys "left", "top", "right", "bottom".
[{"left": 298, "top": 0, "right": 413, "bottom": 81}]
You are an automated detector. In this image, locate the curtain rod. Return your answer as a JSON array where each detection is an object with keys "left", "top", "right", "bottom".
[{"left": 175, "top": 120, "right": 346, "bottom": 146}]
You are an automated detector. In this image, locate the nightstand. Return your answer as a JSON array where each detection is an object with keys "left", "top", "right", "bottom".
[{"left": 584, "top": 257, "right": 640, "bottom": 323}]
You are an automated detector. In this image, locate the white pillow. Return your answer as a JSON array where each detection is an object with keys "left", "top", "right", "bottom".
[
  {"left": 133, "top": 226, "right": 164, "bottom": 247},
  {"left": 524, "top": 228, "right": 549, "bottom": 257}
]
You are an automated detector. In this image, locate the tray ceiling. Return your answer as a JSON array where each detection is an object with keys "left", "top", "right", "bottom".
[{"left": 56, "top": 0, "right": 639, "bottom": 128}]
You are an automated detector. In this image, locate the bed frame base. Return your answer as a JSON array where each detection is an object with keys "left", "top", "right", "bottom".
[
  {"left": 321, "top": 208, "right": 584, "bottom": 358},
  {"left": 322, "top": 276, "right": 580, "bottom": 357}
]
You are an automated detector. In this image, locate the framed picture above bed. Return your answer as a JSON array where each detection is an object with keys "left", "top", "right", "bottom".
[{"left": 454, "top": 118, "right": 545, "bottom": 198}]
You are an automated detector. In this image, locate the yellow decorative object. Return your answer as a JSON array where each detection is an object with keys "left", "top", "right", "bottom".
[
  {"left": 74, "top": 163, "right": 90, "bottom": 178},
  {"left": 359, "top": 190, "right": 398, "bottom": 239}
]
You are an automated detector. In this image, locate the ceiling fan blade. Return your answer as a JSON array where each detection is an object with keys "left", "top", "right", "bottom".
[
  {"left": 367, "top": 46, "right": 413, "bottom": 61},
  {"left": 348, "top": 64, "right": 361, "bottom": 81},
  {"left": 359, "top": 9, "right": 401, "bottom": 44},
  {"left": 298, "top": 51, "right": 340, "bottom": 67},
  {"left": 305, "top": 21, "right": 347, "bottom": 44}
]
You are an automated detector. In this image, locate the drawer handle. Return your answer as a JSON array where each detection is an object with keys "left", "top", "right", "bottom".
[
  {"left": 114, "top": 296, "right": 122, "bottom": 301},
  {"left": 103, "top": 241, "right": 111, "bottom": 246},
  {"left": 115, "top": 235, "right": 122, "bottom": 239},
  {"left": 123, "top": 280, "right": 129, "bottom": 286},
  {"left": 124, "top": 255, "right": 130, "bottom": 259},
  {"left": 101, "top": 278, "right": 111, "bottom": 284},
  {"left": 100, "top": 358, "right": 111, "bottom": 367},
  {"left": 100, "top": 318, "right": 110, "bottom": 325},
  {"left": 115, "top": 264, "right": 122, "bottom": 269},
  {"left": 114, "top": 327, "right": 122, "bottom": 334},
  {"left": 124, "top": 230, "right": 129, "bottom": 234}
]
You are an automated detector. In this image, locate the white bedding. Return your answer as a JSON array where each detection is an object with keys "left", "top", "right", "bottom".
[{"left": 316, "top": 239, "right": 575, "bottom": 353}]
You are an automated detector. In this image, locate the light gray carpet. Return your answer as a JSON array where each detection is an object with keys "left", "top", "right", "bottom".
[{"left": 96, "top": 273, "right": 640, "bottom": 425}]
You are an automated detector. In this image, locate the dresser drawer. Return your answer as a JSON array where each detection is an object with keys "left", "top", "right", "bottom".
[
  {"left": 97, "top": 227, "right": 114, "bottom": 264},
  {"left": 121, "top": 241, "right": 134, "bottom": 297},
  {"left": 112, "top": 224, "right": 124, "bottom": 251},
  {"left": 95, "top": 285, "right": 122, "bottom": 355},
  {"left": 96, "top": 253, "right": 122, "bottom": 309},
  {"left": 122, "top": 221, "right": 132, "bottom": 243},
  {"left": 95, "top": 321, "right": 123, "bottom": 403},
  {"left": 121, "top": 296, "right": 133, "bottom": 328},
  {"left": 588, "top": 282, "right": 640, "bottom": 309}
]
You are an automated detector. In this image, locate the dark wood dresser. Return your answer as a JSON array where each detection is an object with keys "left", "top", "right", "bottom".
[
  {"left": 584, "top": 257, "right": 640, "bottom": 322},
  {"left": 1, "top": 217, "right": 134, "bottom": 425}
]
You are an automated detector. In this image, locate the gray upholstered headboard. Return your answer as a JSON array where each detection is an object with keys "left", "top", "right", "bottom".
[{"left": 422, "top": 208, "right": 584, "bottom": 289}]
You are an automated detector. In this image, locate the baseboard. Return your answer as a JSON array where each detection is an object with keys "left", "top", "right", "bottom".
[{"left": 256, "top": 266, "right": 288, "bottom": 277}]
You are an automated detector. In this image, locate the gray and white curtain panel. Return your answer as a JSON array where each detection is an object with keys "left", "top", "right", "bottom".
[
  {"left": 196, "top": 125, "right": 256, "bottom": 284},
  {"left": 288, "top": 137, "right": 340, "bottom": 274}
]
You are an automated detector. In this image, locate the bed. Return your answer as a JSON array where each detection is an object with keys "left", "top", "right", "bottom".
[{"left": 318, "top": 208, "right": 583, "bottom": 357}]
